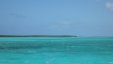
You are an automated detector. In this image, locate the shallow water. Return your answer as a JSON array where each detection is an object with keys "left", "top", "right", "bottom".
[{"left": 0, "top": 37, "right": 113, "bottom": 64}]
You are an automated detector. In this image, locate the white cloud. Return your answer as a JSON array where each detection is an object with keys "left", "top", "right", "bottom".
[
  {"left": 106, "top": 2, "right": 113, "bottom": 11},
  {"left": 48, "top": 20, "right": 75, "bottom": 34}
]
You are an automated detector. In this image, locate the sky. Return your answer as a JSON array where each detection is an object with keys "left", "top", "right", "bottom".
[{"left": 0, "top": 0, "right": 113, "bottom": 36}]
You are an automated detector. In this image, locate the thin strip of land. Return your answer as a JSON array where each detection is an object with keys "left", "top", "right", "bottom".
[{"left": 0, "top": 35, "right": 77, "bottom": 37}]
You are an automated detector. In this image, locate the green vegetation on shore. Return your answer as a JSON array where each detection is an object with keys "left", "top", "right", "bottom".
[{"left": 0, "top": 35, "right": 77, "bottom": 37}]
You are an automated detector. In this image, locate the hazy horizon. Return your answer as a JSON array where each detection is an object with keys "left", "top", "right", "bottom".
[{"left": 0, "top": 0, "right": 113, "bottom": 37}]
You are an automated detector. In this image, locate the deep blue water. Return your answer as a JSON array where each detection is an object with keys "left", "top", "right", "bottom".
[{"left": 0, "top": 37, "right": 113, "bottom": 64}]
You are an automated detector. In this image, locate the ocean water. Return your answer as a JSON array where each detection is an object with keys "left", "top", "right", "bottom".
[{"left": 0, "top": 37, "right": 113, "bottom": 64}]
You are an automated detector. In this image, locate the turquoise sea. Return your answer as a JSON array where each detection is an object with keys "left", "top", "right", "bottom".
[{"left": 0, "top": 37, "right": 113, "bottom": 64}]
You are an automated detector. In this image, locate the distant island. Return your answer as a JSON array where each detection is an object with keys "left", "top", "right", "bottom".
[{"left": 0, "top": 35, "right": 77, "bottom": 37}]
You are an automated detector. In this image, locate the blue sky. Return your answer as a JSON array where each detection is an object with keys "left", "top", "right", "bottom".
[{"left": 0, "top": 0, "right": 113, "bottom": 36}]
